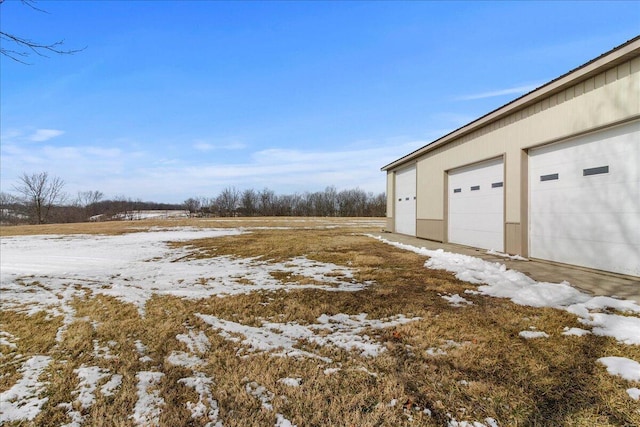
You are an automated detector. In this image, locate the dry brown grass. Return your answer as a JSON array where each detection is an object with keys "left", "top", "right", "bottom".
[
  {"left": 1, "top": 218, "right": 639, "bottom": 426},
  {"left": 0, "top": 216, "right": 379, "bottom": 237}
]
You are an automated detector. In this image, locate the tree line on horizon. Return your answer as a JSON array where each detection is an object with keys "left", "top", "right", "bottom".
[
  {"left": 0, "top": 172, "right": 386, "bottom": 225},
  {"left": 184, "top": 185, "right": 386, "bottom": 218}
]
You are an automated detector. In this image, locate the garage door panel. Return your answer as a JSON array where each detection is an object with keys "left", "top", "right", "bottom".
[
  {"left": 448, "top": 158, "right": 504, "bottom": 251},
  {"left": 529, "top": 121, "right": 640, "bottom": 276},
  {"left": 531, "top": 236, "right": 635, "bottom": 274},
  {"left": 395, "top": 166, "right": 416, "bottom": 236},
  {"left": 531, "top": 212, "right": 637, "bottom": 244}
]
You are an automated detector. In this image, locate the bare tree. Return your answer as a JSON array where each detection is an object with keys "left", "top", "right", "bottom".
[
  {"left": 239, "top": 189, "right": 259, "bottom": 216},
  {"left": 183, "top": 197, "right": 201, "bottom": 216},
  {"left": 199, "top": 197, "right": 214, "bottom": 216},
  {"left": 13, "top": 172, "right": 66, "bottom": 224},
  {"left": 0, "top": 192, "right": 24, "bottom": 224},
  {"left": 75, "top": 190, "right": 104, "bottom": 219},
  {"left": 320, "top": 186, "right": 338, "bottom": 217},
  {"left": 337, "top": 188, "right": 368, "bottom": 216},
  {"left": 367, "top": 192, "right": 387, "bottom": 217},
  {"left": 0, "top": 0, "right": 84, "bottom": 64},
  {"left": 216, "top": 187, "right": 240, "bottom": 217},
  {"left": 259, "top": 188, "right": 276, "bottom": 216},
  {"left": 76, "top": 190, "right": 103, "bottom": 207}
]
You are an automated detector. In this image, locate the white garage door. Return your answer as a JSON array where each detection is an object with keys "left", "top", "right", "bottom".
[
  {"left": 395, "top": 165, "right": 416, "bottom": 236},
  {"left": 448, "top": 158, "right": 504, "bottom": 251},
  {"left": 529, "top": 121, "right": 640, "bottom": 276}
]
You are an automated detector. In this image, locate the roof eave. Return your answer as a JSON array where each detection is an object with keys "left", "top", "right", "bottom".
[{"left": 381, "top": 35, "right": 640, "bottom": 172}]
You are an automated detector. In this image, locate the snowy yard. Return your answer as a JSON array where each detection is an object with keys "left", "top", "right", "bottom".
[{"left": 1, "top": 218, "right": 639, "bottom": 426}]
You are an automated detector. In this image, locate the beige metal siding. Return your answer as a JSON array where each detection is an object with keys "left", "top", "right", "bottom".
[
  {"left": 417, "top": 219, "right": 444, "bottom": 242},
  {"left": 399, "top": 56, "right": 639, "bottom": 253},
  {"left": 385, "top": 172, "right": 395, "bottom": 232}
]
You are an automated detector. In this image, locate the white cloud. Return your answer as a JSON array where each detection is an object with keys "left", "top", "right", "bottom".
[
  {"left": 0, "top": 135, "right": 426, "bottom": 202},
  {"left": 193, "top": 142, "right": 215, "bottom": 151},
  {"left": 0, "top": 129, "right": 24, "bottom": 141},
  {"left": 456, "top": 83, "right": 541, "bottom": 101},
  {"left": 29, "top": 129, "right": 65, "bottom": 142},
  {"left": 193, "top": 140, "right": 246, "bottom": 152},
  {"left": 85, "top": 147, "right": 122, "bottom": 158}
]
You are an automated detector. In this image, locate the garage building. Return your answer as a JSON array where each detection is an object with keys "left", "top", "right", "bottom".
[{"left": 382, "top": 36, "right": 640, "bottom": 277}]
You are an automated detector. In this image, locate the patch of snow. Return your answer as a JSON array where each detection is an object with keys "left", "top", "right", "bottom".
[
  {"left": 113, "top": 210, "right": 190, "bottom": 220},
  {"left": 426, "top": 347, "right": 447, "bottom": 356},
  {"left": 278, "top": 377, "right": 302, "bottom": 387},
  {"left": 448, "top": 417, "right": 499, "bottom": 427},
  {"left": 275, "top": 413, "right": 297, "bottom": 427},
  {"left": 177, "top": 330, "right": 210, "bottom": 354},
  {"left": 0, "top": 330, "right": 18, "bottom": 349},
  {"left": 167, "top": 351, "right": 204, "bottom": 368},
  {"left": 73, "top": 366, "right": 110, "bottom": 409},
  {"left": 0, "top": 355, "right": 52, "bottom": 422},
  {"left": 519, "top": 331, "right": 549, "bottom": 339},
  {"left": 178, "top": 373, "right": 221, "bottom": 425},
  {"left": 60, "top": 366, "right": 111, "bottom": 426},
  {"left": 571, "top": 296, "right": 640, "bottom": 315},
  {"left": 245, "top": 380, "right": 297, "bottom": 427},
  {"left": 54, "top": 286, "right": 79, "bottom": 343},
  {"left": 1, "top": 228, "right": 368, "bottom": 320},
  {"left": 323, "top": 367, "right": 341, "bottom": 375},
  {"left": 198, "top": 312, "right": 420, "bottom": 361},
  {"left": 579, "top": 313, "right": 640, "bottom": 345},
  {"left": 245, "top": 381, "right": 274, "bottom": 411},
  {"left": 172, "top": 327, "right": 222, "bottom": 426},
  {"left": 134, "top": 340, "right": 154, "bottom": 362},
  {"left": 627, "top": 387, "right": 640, "bottom": 400},
  {"left": 369, "top": 235, "right": 640, "bottom": 346},
  {"left": 59, "top": 402, "right": 83, "bottom": 427},
  {"left": 597, "top": 357, "right": 640, "bottom": 382},
  {"left": 100, "top": 374, "right": 123, "bottom": 397},
  {"left": 131, "top": 371, "right": 165, "bottom": 426},
  {"left": 311, "top": 313, "right": 421, "bottom": 357},
  {"left": 562, "top": 327, "right": 590, "bottom": 337},
  {"left": 442, "top": 294, "right": 473, "bottom": 307},
  {"left": 93, "top": 339, "right": 116, "bottom": 359},
  {"left": 354, "top": 366, "right": 378, "bottom": 377},
  {"left": 197, "top": 314, "right": 328, "bottom": 361},
  {"left": 486, "top": 249, "right": 528, "bottom": 261},
  {"left": 134, "top": 340, "right": 147, "bottom": 355}
]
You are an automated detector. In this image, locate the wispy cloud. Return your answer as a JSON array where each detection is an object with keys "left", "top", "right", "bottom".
[
  {"left": 193, "top": 140, "right": 246, "bottom": 152},
  {"left": 29, "top": 129, "right": 65, "bottom": 142},
  {"left": 0, "top": 135, "right": 425, "bottom": 202},
  {"left": 455, "top": 83, "right": 541, "bottom": 101}
]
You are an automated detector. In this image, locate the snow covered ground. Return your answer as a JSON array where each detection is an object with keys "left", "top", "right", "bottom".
[
  {"left": 0, "top": 226, "right": 389, "bottom": 425},
  {"left": 0, "top": 227, "right": 366, "bottom": 318},
  {"left": 1, "top": 226, "right": 639, "bottom": 425}
]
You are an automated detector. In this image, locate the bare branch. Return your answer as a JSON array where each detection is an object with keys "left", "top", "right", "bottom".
[
  {"left": 20, "top": 0, "right": 49, "bottom": 14},
  {"left": 0, "top": 0, "right": 85, "bottom": 64}
]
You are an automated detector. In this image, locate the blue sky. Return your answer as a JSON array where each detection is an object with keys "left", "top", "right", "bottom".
[{"left": 1, "top": 1, "right": 638, "bottom": 203}]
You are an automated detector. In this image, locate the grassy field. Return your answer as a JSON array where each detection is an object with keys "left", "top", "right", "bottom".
[{"left": 1, "top": 218, "right": 639, "bottom": 426}]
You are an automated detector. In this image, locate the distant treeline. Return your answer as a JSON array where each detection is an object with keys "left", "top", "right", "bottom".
[
  {"left": 185, "top": 186, "right": 386, "bottom": 218},
  {"left": 1, "top": 185, "right": 385, "bottom": 225}
]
